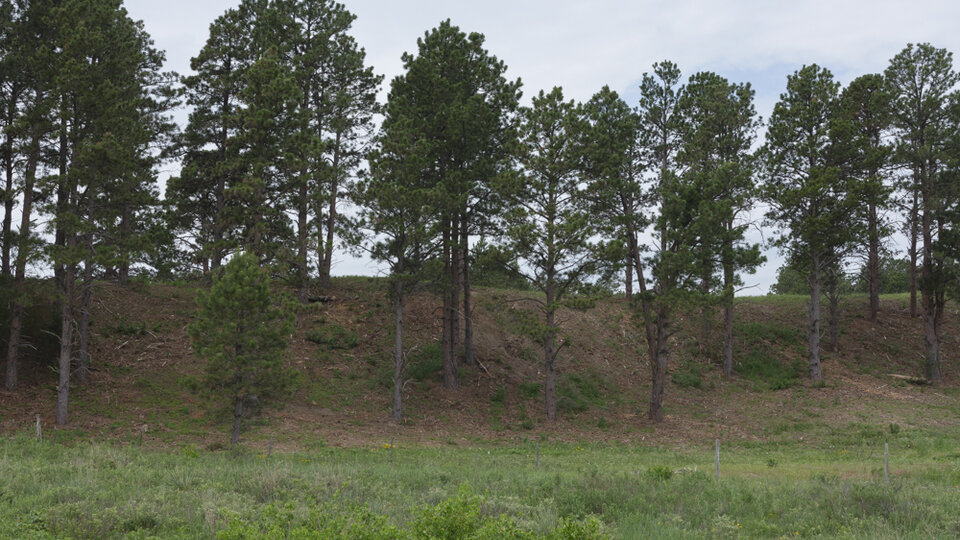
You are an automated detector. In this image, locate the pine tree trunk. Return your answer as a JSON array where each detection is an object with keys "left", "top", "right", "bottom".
[
  {"left": 211, "top": 170, "right": 225, "bottom": 269},
  {"left": 313, "top": 201, "right": 326, "bottom": 278},
  {"left": 296, "top": 181, "right": 309, "bottom": 303},
  {"left": 392, "top": 282, "right": 404, "bottom": 420},
  {"left": 4, "top": 136, "right": 38, "bottom": 391},
  {"left": 211, "top": 85, "right": 231, "bottom": 272},
  {"left": 923, "top": 306, "right": 941, "bottom": 381},
  {"left": 867, "top": 201, "right": 880, "bottom": 321},
  {"left": 624, "top": 253, "right": 633, "bottom": 301},
  {"left": 450, "top": 218, "right": 461, "bottom": 357},
  {"left": 118, "top": 210, "right": 130, "bottom": 284},
  {"left": 700, "top": 267, "right": 711, "bottom": 352},
  {"left": 1, "top": 92, "right": 16, "bottom": 278},
  {"left": 909, "top": 188, "right": 918, "bottom": 318},
  {"left": 54, "top": 110, "right": 68, "bottom": 301},
  {"left": 447, "top": 216, "right": 461, "bottom": 385},
  {"left": 77, "top": 257, "right": 93, "bottom": 384},
  {"left": 544, "top": 309, "right": 557, "bottom": 422},
  {"left": 807, "top": 263, "right": 823, "bottom": 383},
  {"left": 441, "top": 220, "right": 457, "bottom": 389},
  {"left": 722, "top": 260, "right": 735, "bottom": 376},
  {"left": 56, "top": 257, "right": 75, "bottom": 426},
  {"left": 231, "top": 397, "right": 243, "bottom": 447},
  {"left": 1, "top": 152, "right": 11, "bottom": 278},
  {"left": 544, "top": 265, "right": 558, "bottom": 421},
  {"left": 648, "top": 309, "right": 669, "bottom": 422},
  {"left": 461, "top": 220, "right": 474, "bottom": 366},
  {"left": 320, "top": 132, "right": 342, "bottom": 288},
  {"left": 920, "top": 168, "right": 941, "bottom": 381}
]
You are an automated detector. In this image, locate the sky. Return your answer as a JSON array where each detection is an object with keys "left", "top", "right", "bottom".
[{"left": 124, "top": 0, "right": 960, "bottom": 294}]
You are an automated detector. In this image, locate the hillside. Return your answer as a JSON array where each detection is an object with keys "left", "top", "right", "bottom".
[{"left": 1, "top": 278, "right": 958, "bottom": 450}]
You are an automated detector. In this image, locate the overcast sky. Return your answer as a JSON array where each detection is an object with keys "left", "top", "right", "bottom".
[{"left": 124, "top": 0, "right": 960, "bottom": 293}]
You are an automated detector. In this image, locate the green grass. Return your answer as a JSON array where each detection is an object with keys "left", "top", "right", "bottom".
[
  {"left": 2, "top": 435, "right": 960, "bottom": 538},
  {"left": 305, "top": 325, "right": 359, "bottom": 350},
  {"left": 734, "top": 322, "right": 806, "bottom": 390},
  {"left": 558, "top": 372, "right": 607, "bottom": 413}
]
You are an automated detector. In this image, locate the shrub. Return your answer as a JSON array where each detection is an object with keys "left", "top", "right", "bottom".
[
  {"left": 671, "top": 364, "right": 703, "bottom": 389},
  {"left": 408, "top": 343, "right": 443, "bottom": 382}
]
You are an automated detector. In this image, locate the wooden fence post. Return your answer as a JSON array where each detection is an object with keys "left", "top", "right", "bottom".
[
  {"left": 884, "top": 442, "right": 889, "bottom": 483},
  {"left": 715, "top": 439, "right": 720, "bottom": 479}
]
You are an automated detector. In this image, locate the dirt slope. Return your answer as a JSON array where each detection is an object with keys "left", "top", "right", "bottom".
[{"left": 1, "top": 279, "right": 957, "bottom": 450}]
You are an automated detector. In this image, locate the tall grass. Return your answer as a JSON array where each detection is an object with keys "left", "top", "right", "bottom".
[{"left": 1, "top": 434, "right": 959, "bottom": 538}]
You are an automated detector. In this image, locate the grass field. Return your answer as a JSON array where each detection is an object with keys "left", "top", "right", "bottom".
[
  {"left": 2, "top": 282, "right": 959, "bottom": 538},
  {"left": 2, "top": 428, "right": 960, "bottom": 539}
]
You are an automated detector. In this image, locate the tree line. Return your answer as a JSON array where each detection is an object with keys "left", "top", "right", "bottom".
[{"left": 1, "top": 1, "right": 959, "bottom": 427}]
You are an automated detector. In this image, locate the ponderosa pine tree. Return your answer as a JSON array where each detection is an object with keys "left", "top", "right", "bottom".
[
  {"left": 3, "top": 0, "right": 56, "bottom": 392},
  {"left": 634, "top": 60, "right": 704, "bottom": 422},
  {"left": 167, "top": 1, "right": 261, "bottom": 273},
  {"left": 585, "top": 62, "right": 700, "bottom": 422},
  {"left": 581, "top": 86, "right": 645, "bottom": 302},
  {"left": 675, "top": 71, "right": 763, "bottom": 375},
  {"left": 168, "top": 0, "right": 378, "bottom": 296},
  {"left": 761, "top": 64, "right": 861, "bottom": 383},
  {"left": 26, "top": 0, "right": 175, "bottom": 422},
  {"left": 837, "top": 74, "right": 893, "bottom": 323},
  {"left": 359, "top": 131, "right": 439, "bottom": 420},
  {"left": 278, "top": 0, "right": 380, "bottom": 292},
  {"left": 503, "top": 87, "right": 600, "bottom": 421},
  {"left": 384, "top": 20, "right": 520, "bottom": 389},
  {"left": 885, "top": 43, "right": 959, "bottom": 381},
  {"left": 226, "top": 49, "right": 303, "bottom": 263},
  {"left": 0, "top": 0, "right": 16, "bottom": 278},
  {"left": 189, "top": 252, "right": 294, "bottom": 446}
]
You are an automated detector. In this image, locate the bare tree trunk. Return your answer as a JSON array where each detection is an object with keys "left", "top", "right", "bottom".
[
  {"left": 920, "top": 171, "right": 941, "bottom": 381},
  {"left": 314, "top": 201, "right": 324, "bottom": 279},
  {"left": 392, "top": 282, "right": 404, "bottom": 420},
  {"left": 722, "top": 261, "right": 735, "bottom": 376},
  {"left": 922, "top": 308, "right": 941, "bottom": 381},
  {"left": 543, "top": 274, "right": 557, "bottom": 422},
  {"left": 231, "top": 397, "right": 243, "bottom": 447},
  {"left": 320, "top": 132, "right": 342, "bottom": 288},
  {"left": 211, "top": 85, "right": 232, "bottom": 272},
  {"left": 56, "top": 256, "right": 75, "bottom": 426},
  {"left": 544, "top": 306, "right": 557, "bottom": 422},
  {"left": 450, "top": 216, "right": 460, "bottom": 364},
  {"left": 441, "top": 219, "right": 457, "bottom": 389},
  {"left": 4, "top": 140, "right": 38, "bottom": 390},
  {"left": 624, "top": 253, "right": 633, "bottom": 301},
  {"left": 700, "top": 267, "right": 711, "bottom": 352},
  {"left": 648, "top": 309, "right": 669, "bottom": 422},
  {"left": 908, "top": 188, "right": 918, "bottom": 318},
  {"left": 296, "top": 181, "right": 309, "bottom": 304},
  {"left": 867, "top": 201, "right": 880, "bottom": 321},
  {"left": 54, "top": 108, "right": 68, "bottom": 301},
  {"left": 807, "top": 262, "right": 823, "bottom": 383},
  {"left": 117, "top": 210, "right": 130, "bottom": 284},
  {"left": 1, "top": 87, "right": 19, "bottom": 278},
  {"left": 1, "top": 150, "right": 11, "bottom": 278},
  {"left": 77, "top": 257, "right": 93, "bottom": 383},
  {"left": 461, "top": 220, "right": 474, "bottom": 366},
  {"left": 211, "top": 172, "right": 226, "bottom": 271}
]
